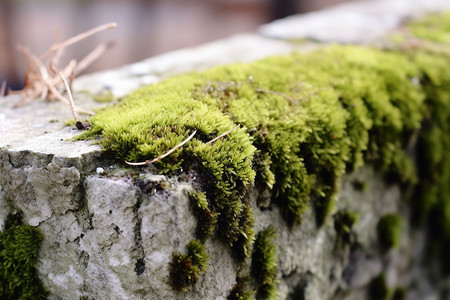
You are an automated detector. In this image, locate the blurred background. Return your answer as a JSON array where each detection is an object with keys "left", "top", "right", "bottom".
[{"left": 0, "top": 0, "right": 355, "bottom": 90}]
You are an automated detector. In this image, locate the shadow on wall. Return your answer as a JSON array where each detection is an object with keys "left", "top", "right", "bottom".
[{"left": 0, "top": 0, "right": 353, "bottom": 90}]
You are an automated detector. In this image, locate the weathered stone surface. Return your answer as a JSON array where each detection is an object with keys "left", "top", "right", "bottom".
[
  {"left": 73, "top": 34, "right": 299, "bottom": 98},
  {"left": 259, "top": 0, "right": 450, "bottom": 43}
]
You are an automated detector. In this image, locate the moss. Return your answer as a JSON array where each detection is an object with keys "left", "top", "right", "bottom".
[
  {"left": 168, "top": 239, "right": 209, "bottom": 292},
  {"left": 227, "top": 278, "right": 255, "bottom": 300},
  {"left": 77, "top": 12, "right": 450, "bottom": 270},
  {"left": 404, "top": 13, "right": 450, "bottom": 273},
  {"left": 333, "top": 210, "right": 359, "bottom": 250},
  {"left": 189, "top": 191, "right": 219, "bottom": 240},
  {"left": 392, "top": 287, "right": 406, "bottom": 300},
  {"left": 64, "top": 119, "right": 77, "bottom": 127},
  {"left": 0, "top": 213, "right": 48, "bottom": 299},
  {"left": 351, "top": 179, "right": 367, "bottom": 191},
  {"left": 92, "top": 90, "right": 115, "bottom": 103},
  {"left": 377, "top": 213, "right": 402, "bottom": 252},
  {"left": 251, "top": 226, "right": 277, "bottom": 300},
  {"left": 408, "top": 12, "right": 450, "bottom": 43},
  {"left": 368, "top": 273, "right": 391, "bottom": 300}
]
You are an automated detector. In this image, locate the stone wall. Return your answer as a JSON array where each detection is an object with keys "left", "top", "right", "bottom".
[{"left": 1, "top": 1, "right": 450, "bottom": 299}]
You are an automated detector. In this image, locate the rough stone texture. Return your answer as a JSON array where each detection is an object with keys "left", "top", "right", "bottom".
[{"left": 2, "top": 1, "right": 450, "bottom": 299}]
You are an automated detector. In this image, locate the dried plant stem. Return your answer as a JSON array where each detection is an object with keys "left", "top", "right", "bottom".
[
  {"left": 41, "top": 22, "right": 117, "bottom": 61},
  {"left": 301, "top": 88, "right": 326, "bottom": 101},
  {"left": 16, "top": 45, "right": 94, "bottom": 115},
  {"left": 126, "top": 130, "right": 197, "bottom": 166},
  {"left": 258, "top": 88, "right": 296, "bottom": 103},
  {"left": 75, "top": 42, "right": 109, "bottom": 75},
  {"left": 59, "top": 71, "right": 78, "bottom": 120},
  {"left": 14, "top": 22, "right": 116, "bottom": 114},
  {"left": 206, "top": 124, "right": 240, "bottom": 145}
]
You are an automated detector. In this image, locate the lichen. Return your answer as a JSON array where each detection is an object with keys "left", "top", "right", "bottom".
[
  {"left": 0, "top": 213, "right": 48, "bottom": 299},
  {"left": 168, "top": 239, "right": 209, "bottom": 292},
  {"left": 251, "top": 226, "right": 277, "bottom": 300},
  {"left": 377, "top": 213, "right": 402, "bottom": 252}
]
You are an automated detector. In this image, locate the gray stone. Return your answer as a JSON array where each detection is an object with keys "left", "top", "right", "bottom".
[
  {"left": 73, "top": 33, "right": 298, "bottom": 97},
  {"left": 259, "top": 0, "right": 450, "bottom": 44}
]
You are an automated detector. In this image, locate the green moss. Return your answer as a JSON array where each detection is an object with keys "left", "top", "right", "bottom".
[
  {"left": 377, "top": 213, "right": 402, "bottom": 252},
  {"left": 189, "top": 191, "right": 219, "bottom": 240},
  {"left": 392, "top": 287, "right": 406, "bottom": 300},
  {"left": 368, "top": 273, "right": 391, "bottom": 300},
  {"left": 77, "top": 12, "right": 450, "bottom": 270},
  {"left": 408, "top": 12, "right": 450, "bottom": 43},
  {"left": 351, "top": 179, "right": 367, "bottom": 191},
  {"left": 64, "top": 119, "right": 77, "bottom": 127},
  {"left": 168, "top": 239, "right": 208, "bottom": 292},
  {"left": 404, "top": 13, "right": 450, "bottom": 273},
  {"left": 92, "top": 90, "right": 115, "bottom": 103},
  {"left": 0, "top": 213, "right": 48, "bottom": 299},
  {"left": 333, "top": 210, "right": 359, "bottom": 250},
  {"left": 251, "top": 227, "right": 277, "bottom": 300},
  {"left": 228, "top": 278, "right": 255, "bottom": 300}
]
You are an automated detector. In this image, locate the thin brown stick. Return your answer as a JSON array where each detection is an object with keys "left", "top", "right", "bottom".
[
  {"left": 300, "top": 88, "right": 326, "bottom": 101},
  {"left": 17, "top": 44, "right": 94, "bottom": 115},
  {"left": 59, "top": 71, "right": 77, "bottom": 120},
  {"left": 41, "top": 22, "right": 117, "bottom": 61},
  {"left": 44, "top": 80, "right": 94, "bottom": 115},
  {"left": 50, "top": 59, "right": 77, "bottom": 86},
  {"left": 206, "top": 124, "right": 240, "bottom": 145},
  {"left": 16, "top": 44, "right": 37, "bottom": 71},
  {"left": 125, "top": 130, "right": 197, "bottom": 166},
  {"left": 74, "top": 42, "right": 108, "bottom": 75},
  {"left": 258, "top": 88, "right": 296, "bottom": 103}
]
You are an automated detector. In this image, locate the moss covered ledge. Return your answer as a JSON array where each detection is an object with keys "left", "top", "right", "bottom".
[{"left": 75, "top": 12, "right": 450, "bottom": 293}]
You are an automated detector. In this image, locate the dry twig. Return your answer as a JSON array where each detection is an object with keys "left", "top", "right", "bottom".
[
  {"left": 125, "top": 130, "right": 198, "bottom": 166},
  {"left": 258, "top": 88, "right": 296, "bottom": 103},
  {"left": 11, "top": 22, "right": 117, "bottom": 116},
  {"left": 206, "top": 124, "right": 240, "bottom": 145},
  {"left": 59, "top": 71, "right": 77, "bottom": 120},
  {"left": 301, "top": 88, "right": 326, "bottom": 101}
]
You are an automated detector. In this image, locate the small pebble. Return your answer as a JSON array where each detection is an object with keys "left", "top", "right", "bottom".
[{"left": 96, "top": 167, "right": 105, "bottom": 174}]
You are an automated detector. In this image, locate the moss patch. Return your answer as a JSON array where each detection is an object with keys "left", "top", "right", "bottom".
[
  {"left": 251, "top": 226, "right": 277, "bottom": 300},
  {"left": 333, "top": 210, "right": 359, "bottom": 251},
  {"left": 80, "top": 44, "right": 428, "bottom": 250},
  {"left": 377, "top": 213, "right": 402, "bottom": 252},
  {"left": 368, "top": 273, "right": 391, "bottom": 300},
  {"left": 227, "top": 278, "right": 255, "bottom": 300},
  {"left": 168, "top": 239, "right": 209, "bottom": 292},
  {"left": 189, "top": 191, "right": 219, "bottom": 240},
  {"left": 78, "top": 11, "right": 450, "bottom": 284},
  {"left": 0, "top": 213, "right": 48, "bottom": 299}
]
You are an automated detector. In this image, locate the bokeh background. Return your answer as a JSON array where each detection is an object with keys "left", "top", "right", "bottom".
[{"left": 0, "top": 0, "right": 353, "bottom": 90}]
